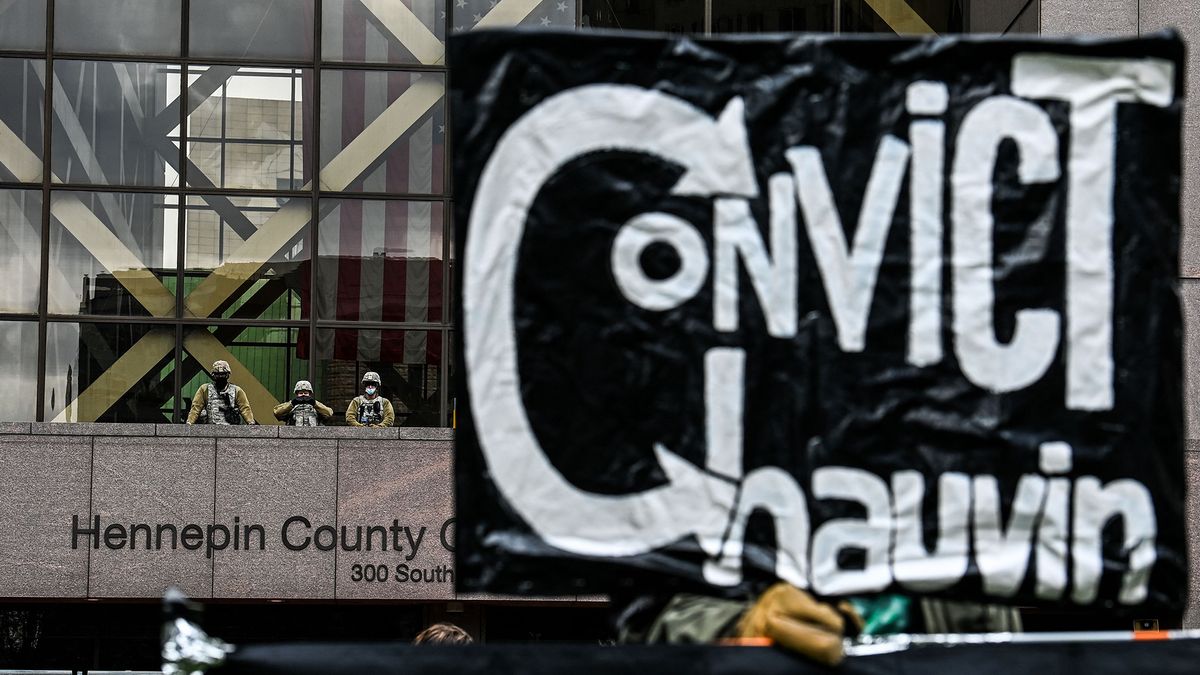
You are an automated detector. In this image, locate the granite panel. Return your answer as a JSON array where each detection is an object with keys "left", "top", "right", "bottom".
[
  {"left": 336, "top": 440, "right": 455, "bottom": 600},
  {"left": 0, "top": 435, "right": 90, "bottom": 597},
  {"left": 213, "top": 438, "right": 338, "bottom": 599},
  {"left": 1186, "top": 449, "right": 1200, "bottom": 628},
  {"left": 0, "top": 422, "right": 31, "bottom": 435},
  {"left": 157, "top": 424, "right": 279, "bottom": 438},
  {"left": 1184, "top": 281, "right": 1200, "bottom": 440},
  {"left": 32, "top": 422, "right": 158, "bottom": 436},
  {"left": 278, "top": 426, "right": 399, "bottom": 440},
  {"left": 1124, "top": 2, "right": 1200, "bottom": 275},
  {"left": 1040, "top": 0, "right": 1137, "bottom": 34},
  {"left": 88, "top": 436, "right": 215, "bottom": 598}
]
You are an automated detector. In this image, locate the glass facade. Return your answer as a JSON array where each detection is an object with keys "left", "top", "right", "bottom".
[{"left": 0, "top": 0, "right": 1035, "bottom": 423}]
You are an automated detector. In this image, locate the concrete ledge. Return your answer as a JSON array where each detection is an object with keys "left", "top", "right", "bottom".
[
  {"left": 398, "top": 427, "right": 455, "bottom": 441},
  {"left": 156, "top": 423, "right": 280, "bottom": 438},
  {"left": 278, "top": 425, "right": 400, "bottom": 440},
  {"left": 31, "top": 422, "right": 158, "bottom": 436},
  {"left": 0, "top": 422, "right": 32, "bottom": 435}
]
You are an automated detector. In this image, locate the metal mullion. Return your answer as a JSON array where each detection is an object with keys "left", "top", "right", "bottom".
[
  {"left": 313, "top": 189, "right": 446, "bottom": 202},
  {"left": 0, "top": 49, "right": 47, "bottom": 60},
  {"left": 188, "top": 136, "right": 299, "bottom": 145},
  {"left": 439, "top": 329, "right": 448, "bottom": 428},
  {"left": 181, "top": 186, "right": 312, "bottom": 199},
  {"left": 40, "top": 183, "right": 185, "bottom": 196},
  {"left": 174, "top": 0, "right": 189, "bottom": 423},
  {"left": 49, "top": 314, "right": 313, "bottom": 329},
  {"left": 308, "top": 0, "right": 322, "bottom": 384},
  {"left": 319, "top": 60, "right": 446, "bottom": 74},
  {"left": 314, "top": 319, "right": 444, "bottom": 332},
  {"left": 35, "top": 0, "right": 54, "bottom": 422},
  {"left": 0, "top": 180, "right": 43, "bottom": 191},
  {"left": 0, "top": 312, "right": 39, "bottom": 321},
  {"left": 50, "top": 51, "right": 315, "bottom": 70}
]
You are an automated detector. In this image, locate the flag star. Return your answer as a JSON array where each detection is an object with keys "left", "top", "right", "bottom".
[
  {"left": 489, "top": 0, "right": 497, "bottom": 7},
  {"left": 556, "top": 1, "right": 567, "bottom": 11},
  {"left": 441, "top": 10, "right": 446, "bottom": 18},
  {"left": 455, "top": 0, "right": 466, "bottom": 7},
  {"left": 540, "top": 15, "right": 551, "bottom": 26},
  {"left": 455, "top": 25, "right": 464, "bottom": 31},
  {"left": 438, "top": 125, "right": 445, "bottom": 135},
  {"left": 473, "top": 12, "right": 482, "bottom": 21}
]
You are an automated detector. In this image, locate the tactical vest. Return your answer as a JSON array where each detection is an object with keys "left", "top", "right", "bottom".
[
  {"left": 355, "top": 397, "right": 384, "bottom": 425},
  {"left": 290, "top": 402, "right": 319, "bottom": 427},
  {"left": 204, "top": 383, "right": 242, "bottom": 425}
]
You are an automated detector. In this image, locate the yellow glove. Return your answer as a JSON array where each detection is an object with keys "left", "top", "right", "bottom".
[{"left": 736, "top": 583, "right": 862, "bottom": 667}]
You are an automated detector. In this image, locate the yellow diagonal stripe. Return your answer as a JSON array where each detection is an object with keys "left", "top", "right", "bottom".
[
  {"left": 863, "top": 0, "right": 935, "bottom": 34},
  {"left": 360, "top": 0, "right": 445, "bottom": 65},
  {"left": 52, "top": 329, "right": 175, "bottom": 422},
  {"left": 476, "top": 0, "right": 544, "bottom": 29}
]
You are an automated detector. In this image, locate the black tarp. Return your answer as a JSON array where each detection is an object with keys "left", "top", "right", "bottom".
[{"left": 452, "top": 29, "right": 1185, "bottom": 611}]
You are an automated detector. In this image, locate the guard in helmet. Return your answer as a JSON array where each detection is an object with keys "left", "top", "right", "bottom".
[
  {"left": 346, "top": 371, "right": 394, "bottom": 427},
  {"left": 186, "top": 360, "right": 255, "bottom": 425},
  {"left": 273, "top": 380, "right": 333, "bottom": 426}
]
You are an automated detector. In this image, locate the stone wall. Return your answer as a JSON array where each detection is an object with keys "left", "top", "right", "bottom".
[{"left": 0, "top": 423, "right": 466, "bottom": 601}]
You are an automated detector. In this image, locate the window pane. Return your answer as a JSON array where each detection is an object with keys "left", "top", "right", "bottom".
[
  {"left": 312, "top": 328, "right": 442, "bottom": 426},
  {"left": 0, "top": 321, "right": 38, "bottom": 421},
  {"left": 841, "top": 0, "right": 966, "bottom": 34},
  {"left": 48, "top": 191, "right": 178, "bottom": 317},
  {"left": 45, "top": 322, "right": 175, "bottom": 422},
  {"left": 315, "top": 199, "right": 444, "bottom": 323},
  {"left": 180, "top": 325, "right": 306, "bottom": 425},
  {"left": 187, "top": 66, "right": 309, "bottom": 190},
  {"left": 320, "top": 70, "right": 444, "bottom": 194},
  {"left": 51, "top": 61, "right": 180, "bottom": 187},
  {"left": 712, "top": 0, "right": 834, "bottom": 32},
  {"left": 0, "top": 190, "right": 42, "bottom": 313},
  {"left": 184, "top": 195, "right": 310, "bottom": 321},
  {"left": 967, "top": 0, "right": 1037, "bottom": 33},
  {"left": 581, "top": 0, "right": 699, "bottom": 32},
  {"left": 453, "top": 0, "right": 574, "bottom": 31},
  {"left": 55, "top": 0, "right": 181, "bottom": 56},
  {"left": 323, "top": 0, "right": 445, "bottom": 65},
  {"left": 0, "top": 58, "right": 45, "bottom": 184},
  {"left": 0, "top": 0, "right": 45, "bottom": 52},
  {"left": 189, "top": 0, "right": 314, "bottom": 61}
]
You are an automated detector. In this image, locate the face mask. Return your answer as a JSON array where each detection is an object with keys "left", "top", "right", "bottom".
[
  {"left": 212, "top": 373, "right": 229, "bottom": 384},
  {"left": 365, "top": 386, "right": 377, "bottom": 396}
]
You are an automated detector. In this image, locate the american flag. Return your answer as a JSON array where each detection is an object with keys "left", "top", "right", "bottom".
[
  {"left": 299, "top": 0, "right": 449, "bottom": 365},
  {"left": 299, "top": 0, "right": 574, "bottom": 365}
]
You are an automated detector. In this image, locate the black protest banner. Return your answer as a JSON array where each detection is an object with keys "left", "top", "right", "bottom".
[{"left": 451, "top": 30, "right": 1185, "bottom": 610}]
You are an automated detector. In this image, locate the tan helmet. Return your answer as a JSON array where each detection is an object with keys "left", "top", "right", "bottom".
[
  {"left": 211, "top": 360, "right": 231, "bottom": 375},
  {"left": 362, "top": 371, "right": 381, "bottom": 386},
  {"left": 294, "top": 380, "right": 313, "bottom": 394}
]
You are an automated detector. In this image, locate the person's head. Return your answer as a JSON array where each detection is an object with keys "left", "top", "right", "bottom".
[
  {"left": 293, "top": 380, "right": 313, "bottom": 399},
  {"left": 413, "top": 622, "right": 472, "bottom": 646},
  {"left": 211, "top": 361, "right": 231, "bottom": 386},
  {"left": 361, "top": 371, "right": 381, "bottom": 398}
]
